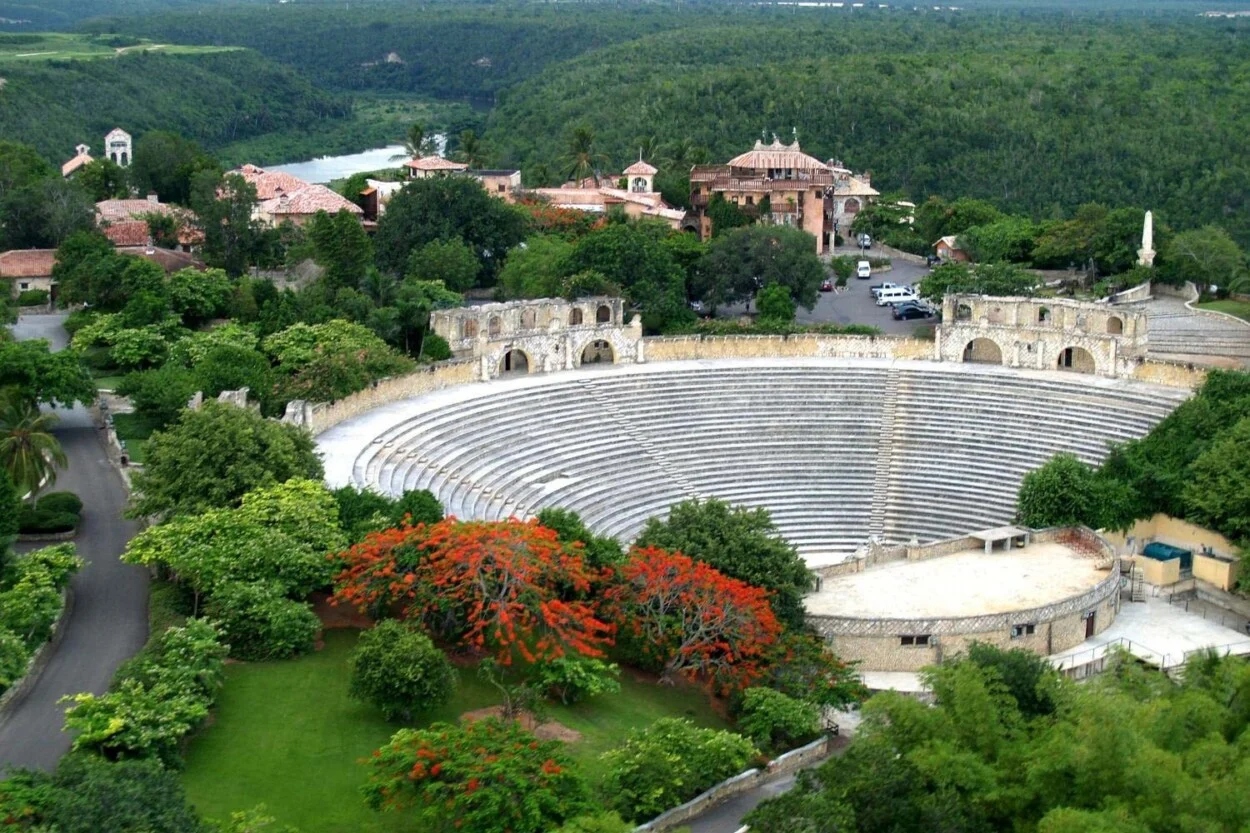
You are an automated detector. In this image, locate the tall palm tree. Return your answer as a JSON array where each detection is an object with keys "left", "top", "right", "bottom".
[
  {"left": 562, "top": 126, "right": 609, "bottom": 186},
  {"left": 0, "top": 392, "right": 67, "bottom": 499},
  {"left": 453, "top": 130, "right": 489, "bottom": 169},
  {"left": 390, "top": 123, "right": 438, "bottom": 162}
]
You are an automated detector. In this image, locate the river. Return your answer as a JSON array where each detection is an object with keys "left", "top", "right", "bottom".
[{"left": 270, "top": 134, "right": 447, "bottom": 184}]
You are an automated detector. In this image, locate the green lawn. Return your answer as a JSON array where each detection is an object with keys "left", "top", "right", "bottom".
[
  {"left": 93, "top": 375, "right": 126, "bottom": 392},
  {"left": 1198, "top": 299, "right": 1250, "bottom": 323},
  {"left": 0, "top": 32, "right": 237, "bottom": 63},
  {"left": 181, "top": 630, "right": 727, "bottom": 833},
  {"left": 112, "top": 412, "right": 161, "bottom": 465}
]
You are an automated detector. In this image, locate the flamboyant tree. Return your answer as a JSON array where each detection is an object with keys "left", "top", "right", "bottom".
[
  {"left": 605, "top": 546, "right": 781, "bottom": 690},
  {"left": 333, "top": 518, "right": 612, "bottom": 664},
  {"left": 364, "top": 718, "right": 591, "bottom": 833}
]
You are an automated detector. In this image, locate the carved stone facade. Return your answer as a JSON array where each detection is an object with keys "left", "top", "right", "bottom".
[
  {"left": 937, "top": 295, "right": 1148, "bottom": 377},
  {"left": 429, "top": 297, "right": 644, "bottom": 380}
]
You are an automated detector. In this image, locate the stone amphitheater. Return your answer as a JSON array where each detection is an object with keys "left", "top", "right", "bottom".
[{"left": 320, "top": 357, "right": 1189, "bottom": 567}]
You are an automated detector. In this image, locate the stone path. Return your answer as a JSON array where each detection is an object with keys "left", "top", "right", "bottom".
[{"left": 1143, "top": 296, "right": 1250, "bottom": 366}]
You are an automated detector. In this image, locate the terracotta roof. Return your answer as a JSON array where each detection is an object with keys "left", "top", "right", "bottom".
[
  {"left": 404, "top": 156, "right": 468, "bottom": 172},
  {"left": 259, "top": 184, "right": 363, "bottom": 216},
  {"left": 102, "top": 220, "right": 151, "bottom": 247},
  {"left": 935, "top": 235, "right": 965, "bottom": 250},
  {"left": 61, "top": 152, "right": 93, "bottom": 178},
  {"left": 228, "top": 164, "right": 313, "bottom": 201},
  {"left": 726, "top": 139, "right": 828, "bottom": 171},
  {"left": 622, "top": 159, "right": 658, "bottom": 176},
  {"left": 117, "top": 246, "right": 205, "bottom": 273},
  {"left": 96, "top": 198, "right": 178, "bottom": 223},
  {"left": 836, "top": 176, "right": 879, "bottom": 198},
  {"left": 0, "top": 249, "right": 56, "bottom": 278}
]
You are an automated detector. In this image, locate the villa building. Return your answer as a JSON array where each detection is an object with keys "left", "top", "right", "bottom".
[
  {"left": 689, "top": 138, "right": 878, "bottom": 253},
  {"left": 229, "top": 164, "right": 362, "bottom": 228},
  {"left": 527, "top": 160, "right": 686, "bottom": 230}
]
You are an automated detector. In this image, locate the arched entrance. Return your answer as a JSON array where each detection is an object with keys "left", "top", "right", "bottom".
[
  {"left": 569, "top": 308, "right": 584, "bottom": 326},
  {"left": 580, "top": 339, "right": 614, "bottom": 366},
  {"left": 595, "top": 304, "right": 612, "bottom": 324},
  {"left": 1107, "top": 316, "right": 1124, "bottom": 335},
  {"left": 499, "top": 348, "right": 530, "bottom": 375},
  {"left": 962, "top": 338, "right": 1003, "bottom": 365},
  {"left": 1057, "top": 346, "right": 1096, "bottom": 374}
]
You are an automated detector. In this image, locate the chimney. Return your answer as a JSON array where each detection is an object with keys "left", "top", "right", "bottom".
[
  {"left": 146, "top": 193, "right": 159, "bottom": 203},
  {"left": 861, "top": 171, "right": 872, "bottom": 185}
]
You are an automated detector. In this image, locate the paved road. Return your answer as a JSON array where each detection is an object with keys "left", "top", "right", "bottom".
[
  {"left": 0, "top": 314, "right": 148, "bottom": 772},
  {"left": 685, "top": 773, "right": 797, "bottom": 833}
]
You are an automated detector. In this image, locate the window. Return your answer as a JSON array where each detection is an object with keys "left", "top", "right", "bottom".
[
  {"left": 900, "top": 635, "right": 931, "bottom": 647},
  {"left": 18, "top": 282, "right": 29, "bottom": 291},
  {"left": 497, "top": 184, "right": 506, "bottom": 192},
  {"left": 1010, "top": 623, "right": 1036, "bottom": 639},
  {"left": 746, "top": 196, "right": 754, "bottom": 206}
]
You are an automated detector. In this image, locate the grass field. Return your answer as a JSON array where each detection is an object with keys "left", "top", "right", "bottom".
[
  {"left": 0, "top": 32, "right": 237, "bottom": 63},
  {"left": 111, "top": 411, "right": 160, "bottom": 464},
  {"left": 1198, "top": 299, "right": 1250, "bottom": 323},
  {"left": 182, "top": 629, "right": 728, "bottom": 833}
]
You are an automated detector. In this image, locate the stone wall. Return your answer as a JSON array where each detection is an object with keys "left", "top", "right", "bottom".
[
  {"left": 284, "top": 360, "right": 478, "bottom": 436},
  {"left": 643, "top": 334, "right": 936, "bottom": 363},
  {"left": 937, "top": 294, "right": 1148, "bottom": 377},
  {"left": 1131, "top": 360, "right": 1208, "bottom": 389}
]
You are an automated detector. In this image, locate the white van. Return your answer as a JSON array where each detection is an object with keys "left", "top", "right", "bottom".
[
  {"left": 856, "top": 260, "right": 872, "bottom": 279},
  {"left": 876, "top": 286, "right": 918, "bottom": 306}
]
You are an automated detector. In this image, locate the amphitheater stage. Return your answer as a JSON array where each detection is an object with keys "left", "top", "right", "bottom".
[
  {"left": 803, "top": 542, "right": 1107, "bottom": 620},
  {"left": 316, "top": 357, "right": 1189, "bottom": 560}
]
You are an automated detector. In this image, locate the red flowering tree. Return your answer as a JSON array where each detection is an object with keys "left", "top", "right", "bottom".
[
  {"left": 332, "top": 518, "right": 612, "bottom": 664},
  {"left": 605, "top": 546, "right": 782, "bottom": 690},
  {"left": 364, "top": 718, "right": 590, "bottom": 833}
]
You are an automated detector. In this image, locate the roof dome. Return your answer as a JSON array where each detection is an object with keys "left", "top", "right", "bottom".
[
  {"left": 623, "top": 159, "right": 658, "bottom": 176},
  {"left": 726, "top": 138, "right": 828, "bottom": 171}
]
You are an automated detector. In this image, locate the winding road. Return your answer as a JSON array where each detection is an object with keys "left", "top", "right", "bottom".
[{"left": 0, "top": 314, "right": 148, "bottom": 772}]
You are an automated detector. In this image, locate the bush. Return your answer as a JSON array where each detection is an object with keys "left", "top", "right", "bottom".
[
  {"left": 205, "top": 582, "right": 319, "bottom": 661},
  {"left": 349, "top": 619, "right": 456, "bottom": 721},
  {"left": 17, "top": 289, "right": 48, "bottom": 306},
  {"left": 36, "top": 491, "right": 83, "bottom": 516},
  {"left": 601, "top": 718, "right": 759, "bottom": 822},
  {"left": 530, "top": 656, "right": 621, "bottom": 705},
  {"left": 0, "top": 629, "right": 31, "bottom": 691},
  {"left": 419, "top": 331, "right": 452, "bottom": 361},
  {"left": 17, "top": 506, "right": 78, "bottom": 534},
  {"left": 736, "top": 687, "right": 821, "bottom": 752}
]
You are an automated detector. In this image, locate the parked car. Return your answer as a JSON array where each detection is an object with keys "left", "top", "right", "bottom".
[
  {"left": 820, "top": 279, "right": 834, "bottom": 292},
  {"left": 858, "top": 233, "right": 872, "bottom": 249},
  {"left": 876, "top": 287, "right": 918, "bottom": 306},
  {"left": 870, "top": 282, "right": 912, "bottom": 298},
  {"left": 856, "top": 260, "right": 872, "bottom": 279},
  {"left": 892, "top": 302, "right": 934, "bottom": 320}
]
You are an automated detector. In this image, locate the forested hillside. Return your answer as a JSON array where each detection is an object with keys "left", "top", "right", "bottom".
[
  {"left": 0, "top": 50, "right": 351, "bottom": 161},
  {"left": 483, "top": 13, "right": 1250, "bottom": 243},
  {"left": 83, "top": 4, "right": 701, "bottom": 101}
]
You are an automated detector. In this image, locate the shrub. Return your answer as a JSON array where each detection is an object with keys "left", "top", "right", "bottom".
[
  {"left": 205, "top": 582, "right": 318, "bottom": 661},
  {"left": 601, "top": 718, "right": 759, "bottom": 822},
  {"left": 17, "top": 289, "right": 48, "bottom": 306},
  {"left": 17, "top": 507, "right": 77, "bottom": 534},
  {"left": 530, "top": 656, "right": 621, "bottom": 705},
  {"left": 736, "top": 687, "right": 821, "bottom": 752},
  {"left": 349, "top": 619, "right": 456, "bottom": 721},
  {"left": 0, "top": 629, "right": 31, "bottom": 690},
  {"left": 36, "top": 491, "right": 82, "bottom": 516}
]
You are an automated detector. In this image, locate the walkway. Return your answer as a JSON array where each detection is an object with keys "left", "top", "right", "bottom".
[
  {"left": 1143, "top": 296, "right": 1250, "bottom": 366},
  {"left": 0, "top": 314, "right": 148, "bottom": 772}
]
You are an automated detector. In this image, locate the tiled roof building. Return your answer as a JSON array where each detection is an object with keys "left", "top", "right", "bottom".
[{"left": 228, "top": 164, "right": 362, "bottom": 227}]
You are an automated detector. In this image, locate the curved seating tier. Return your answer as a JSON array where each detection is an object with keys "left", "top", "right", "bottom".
[{"left": 345, "top": 362, "right": 1188, "bottom": 563}]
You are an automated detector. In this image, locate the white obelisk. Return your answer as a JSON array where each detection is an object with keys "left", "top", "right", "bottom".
[{"left": 1137, "top": 210, "right": 1156, "bottom": 267}]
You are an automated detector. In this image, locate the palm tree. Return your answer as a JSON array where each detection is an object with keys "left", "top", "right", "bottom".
[
  {"left": 452, "top": 130, "right": 489, "bottom": 169},
  {"left": 390, "top": 123, "right": 438, "bottom": 162},
  {"left": 0, "top": 391, "right": 67, "bottom": 499},
  {"left": 562, "top": 126, "right": 609, "bottom": 186}
]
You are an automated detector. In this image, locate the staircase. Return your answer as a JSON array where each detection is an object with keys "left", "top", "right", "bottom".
[
  {"left": 1130, "top": 565, "right": 1146, "bottom": 603},
  {"left": 869, "top": 369, "right": 900, "bottom": 538}
]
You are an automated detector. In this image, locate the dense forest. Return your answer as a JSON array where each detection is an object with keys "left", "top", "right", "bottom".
[{"left": 0, "top": 50, "right": 353, "bottom": 162}]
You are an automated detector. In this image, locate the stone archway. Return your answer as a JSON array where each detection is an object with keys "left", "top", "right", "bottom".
[
  {"left": 962, "top": 337, "right": 1003, "bottom": 365},
  {"left": 1057, "top": 346, "right": 1096, "bottom": 374},
  {"left": 580, "top": 339, "right": 614, "bottom": 366},
  {"left": 499, "top": 348, "right": 530, "bottom": 375},
  {"left": 1107, "top": 316, "right": 1124, "bottom": 335}
]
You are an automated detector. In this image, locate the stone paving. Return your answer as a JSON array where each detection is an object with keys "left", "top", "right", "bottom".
[{"left": 1142, "top": 296, "right": 1250, "bottom": 366}]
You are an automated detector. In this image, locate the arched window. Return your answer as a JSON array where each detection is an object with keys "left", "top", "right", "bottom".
[
  {"left": 520, "top": 308, "right": 536, "bottom": 329},
  {"left": 844, "top": 198, "right": 861, "bottom": 214},
  {"left": 956, "top": 304, "right": 973, "bottom": 322},
  {"left": 1038, "top": 307, "right": 1051, "bottom": 325},
  {"left": 596, "top": 304, "right": 612, "bottom": 324},
  {"left": 488, "top": 316, "right": 502, "bottom": 337},
  {"left": 569, "top": 308, "right": 584, "bottom": 326},
  {"left": 1107, "top": 316, "right": 1123, "bottom": 335},
  {"left": 462, "top": 319, "right": 479, "bottom": 339}
]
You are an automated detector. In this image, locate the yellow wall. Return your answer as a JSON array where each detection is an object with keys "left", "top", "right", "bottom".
[
  {"left": 1110, "top": 513, "right": 1238, "bottom": 560},
  {"left": 1194, "top": 553, "right": 1240, "bottom": 591},
  {"left": 1133, "top": 554, "right": 1181, "bottom": 586}
]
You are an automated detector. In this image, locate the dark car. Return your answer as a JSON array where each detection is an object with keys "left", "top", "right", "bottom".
[
  {"left": 820, "top": 279, "right": 834, "bottom": 292},
  {"left": 892, "top": 303, "right": 934, "bottom": 320}
]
